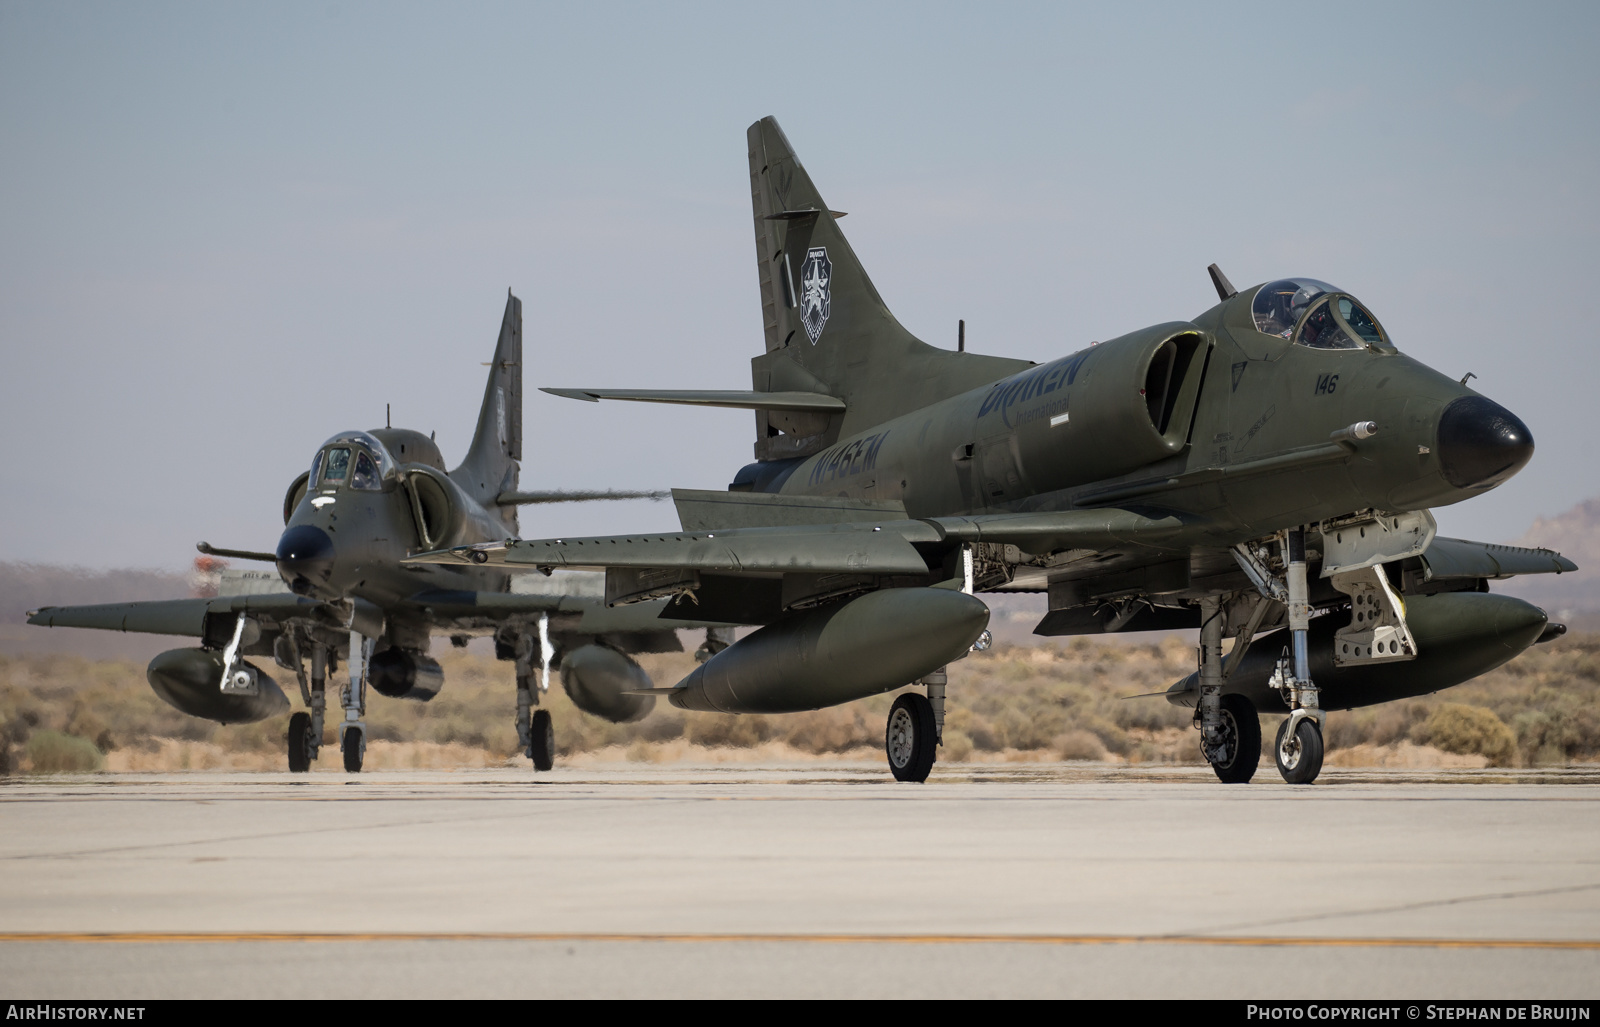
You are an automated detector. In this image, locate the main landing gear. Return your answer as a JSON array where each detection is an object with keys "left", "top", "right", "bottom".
[
  {"left": 507, "top": 620, "right": 556, "bottom": 772},
  {"left": 1209, "top": 695, "right": 1261, "bottom": 784},
  {"left": 885, "top": 667, "right": 947, "bottom": 783},
  {"left": 284, "top": 639, "right": 330, "bottom": 774},
  {"left": 1210, "top": 526, "right": 1326, "bottom": 785}
]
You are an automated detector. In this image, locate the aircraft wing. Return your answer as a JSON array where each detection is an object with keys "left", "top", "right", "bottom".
[
  {"left": 1416, "top": 537, "right": 1578, "bottom": 581},
  {"left": 407, "top": 520, "right": 943, "bottom": 575},
  {"left": 404, "top": 507, "right": 1224, "bottom": 575},
  {"left": 27, "top": 593, "right": 325, "bottom": 637}
]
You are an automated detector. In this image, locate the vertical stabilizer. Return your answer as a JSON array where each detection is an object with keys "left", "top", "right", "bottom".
[
  {"left": 746, "top": 117, "right": 1030, "bottom": 450},
  {"left": 452, "top": 291, "right": 522, "bottom": 531}
]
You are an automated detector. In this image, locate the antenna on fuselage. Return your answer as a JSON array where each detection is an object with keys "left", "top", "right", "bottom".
[
  {"left": 387, "top": 403, "right": 391, "bottom": 428},
  {"left": 1207, "top": 263, "right": 1238, "bottom": 301}
]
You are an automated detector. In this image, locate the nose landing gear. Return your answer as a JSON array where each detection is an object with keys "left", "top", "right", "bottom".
[{"left": 1275, "top": 711, "right": 1325, "bottom": 784}]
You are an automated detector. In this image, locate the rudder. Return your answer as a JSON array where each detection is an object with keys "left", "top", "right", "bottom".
[
  {"left": 451, "top": 291, "right": 522, "bottom": 529},
  {"left": 746, "top": 117, "right": 1030, "bottom": 449}
]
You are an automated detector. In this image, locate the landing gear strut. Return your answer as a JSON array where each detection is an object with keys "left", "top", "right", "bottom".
[
  {"left": 1275, "top": 527, "right": 1324, "bottom": 784},
  {"left": 340, "top": 631, "right": 371, "bottom": 774},
  {"left": 512, "top": 623, "right": 555, "bottom": 771},
  {"left": 286, "top": 641, "right": 328, "bottom": 773}
]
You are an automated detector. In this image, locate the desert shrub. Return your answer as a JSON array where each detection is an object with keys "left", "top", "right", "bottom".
[
  {"left": 942, "top": 729, "right": 974, "bottom": 762},
  {"left": 685, "top": 713, "right": 772, "bottom": 749},
  {"left": 26, "top": 730, "right": 103, "bottom": 772},
  {"left": 1411, "top": 704, "right": 1518, "bottom": 766},
  {"left": 1324, "top": 710, "right": 1377, "bottom": 751},
  {"left": 1058, "top": 730, "right": 1107, "bottom": 761},
  {"left": 1077, "top": 713, "right": 1132, "bottom": 755}
]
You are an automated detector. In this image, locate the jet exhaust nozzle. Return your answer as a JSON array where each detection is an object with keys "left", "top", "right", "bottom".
[
  {"left": 147, "top": 648, "right": 290, "bottom": 724},
  {"left": 670, "top": 587, "right": 990, "bottom": 714}
]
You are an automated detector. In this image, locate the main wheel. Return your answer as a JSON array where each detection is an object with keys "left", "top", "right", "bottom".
[
  {"left": 529, "top": 709, "right": 555, "bottom": 771},
  {"left": 287, "top": 711, "right": 313, "bottom": 773},
  {"left": 342, "top": 727, "right": 364, "bottom": 773},
  {"left": 885, "top": 692, "right": 937, "bottom": 783},
  {"left": 1209, "top": 695, "right": 1261, "bottom": 784},
  {"left": 1275, "top": 716, "right": 1324, "bottom": 784}
]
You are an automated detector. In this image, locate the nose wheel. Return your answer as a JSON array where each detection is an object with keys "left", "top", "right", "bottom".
[
  {"left": 1275, "top": 714, "right": 1324, "bottom": 784},
  {"left": 341, "top": 724, "right": 365, "bottom": 773}
]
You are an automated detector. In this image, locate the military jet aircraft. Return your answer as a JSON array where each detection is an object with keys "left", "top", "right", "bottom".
[
  {"left": 410, "top": 117, "right": 1578, "bottom": 785},
  {"left": 29, "top": 293, "right": 729, "bottom": 772}
]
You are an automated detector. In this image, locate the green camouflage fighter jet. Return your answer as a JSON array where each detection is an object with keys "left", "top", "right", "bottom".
[
  {"left": 29, "top": 293, "right": 732, "bottom": 773},
  {"left": 411, "top": 118, "right": 1577, "bottom": 786}
]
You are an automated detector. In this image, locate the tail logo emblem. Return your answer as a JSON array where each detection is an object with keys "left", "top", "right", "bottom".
[{"left": 800, "top": 247, "right": 832, "bottom": 343}]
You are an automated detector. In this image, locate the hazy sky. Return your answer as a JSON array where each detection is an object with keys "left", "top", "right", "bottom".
[{"left": 2, "top": 0, "right": 1596, "bottom": 570}]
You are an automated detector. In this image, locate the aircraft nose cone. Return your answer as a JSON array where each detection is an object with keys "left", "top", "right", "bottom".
[
  {"left": 276, "top": 524, "right": 335, "bottom": 595},
  {"left": 1437, "top": 396, "right": 1534, "bottom": 490}
]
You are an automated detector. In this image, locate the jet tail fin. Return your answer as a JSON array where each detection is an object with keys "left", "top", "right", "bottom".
[
  {"left": 451, "top": 292, "right": 522, "bottom": 528},
  {"left": 746, "top": 117, "right": 1031, "bottom": 454}
]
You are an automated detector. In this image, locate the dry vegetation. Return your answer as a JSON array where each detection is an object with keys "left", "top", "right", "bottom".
[{"left": 2, "top": 633, "right": 1597, "bottom": 773}]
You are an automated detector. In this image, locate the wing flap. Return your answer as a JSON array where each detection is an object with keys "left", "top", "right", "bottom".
[
  {"left": 673, "top": 488, "right": 908, "bottom": 530},
  {"left": 925, "top": 509, "right": 1205, "bottom": 553}
]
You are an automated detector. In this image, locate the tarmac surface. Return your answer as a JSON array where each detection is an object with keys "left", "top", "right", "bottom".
[{"left": 2, "top": 762, "right": 1598, "bottom": 999}]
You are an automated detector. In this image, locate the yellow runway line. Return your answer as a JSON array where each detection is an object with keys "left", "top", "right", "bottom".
[{"left": 1, "top": 932, "right": 1597, "bottom": 950}]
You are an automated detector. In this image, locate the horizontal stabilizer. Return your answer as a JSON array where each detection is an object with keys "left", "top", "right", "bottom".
[
  {"left": 1419, "top": 537, "right": 1578, "bottom": 580},
  {"left": 674, "top": 488, "right": 907, "bottom": 531},
  {"left": 497, "top": 489, "right": 669, "bottom": 506},
  {"left": 541, "top": 388, "right": 845, "bottom": 412},
  {"left": 622, "top": 687, "right": 684, "bottom": 696}
]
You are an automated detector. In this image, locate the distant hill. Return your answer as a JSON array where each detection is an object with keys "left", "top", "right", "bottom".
[
  {"left": 0, "top": 562, "right": 192, "bottom": 659},
  {"left": 1496, "top": 497, "right": 1600, "bottom": 621}
]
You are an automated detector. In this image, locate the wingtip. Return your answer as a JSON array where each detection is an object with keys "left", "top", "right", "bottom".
[{"left": 540, "top": 387, "right": 599, "bottom": 403}]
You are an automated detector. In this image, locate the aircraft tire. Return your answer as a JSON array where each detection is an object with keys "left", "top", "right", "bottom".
[
  {"left": 1210, "top": 695, "right": 1261, "bottom": 784},
  {"left": 342, "top": 727, "right": 364, "bottom": 773},
  {"left": 1275, "top": 716, "right": 1324, "bottom": 785},
  {"left": 287, "top": 711, "right": 312, "bottom": 773},
  {"left": 886, "top": 692, "right": 937, "bottom": 783},
  {"left": 530, "top": 709, "right": 555, "bottom": 771}
]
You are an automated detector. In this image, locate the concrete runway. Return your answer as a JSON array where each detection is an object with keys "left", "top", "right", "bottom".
[{"left": 2, "top": 763, "right": 1598, "bottom": 999}]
